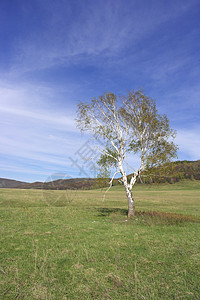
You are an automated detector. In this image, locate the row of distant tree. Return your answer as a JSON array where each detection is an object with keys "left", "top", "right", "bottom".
[
  {"left": 125, "top": 160, "right": 200, "bottom": 185},
  {"left": 92, "top": 160, "right": 200, "bottom": 188},
  {"left": 9, "top": 160, "right": 199, "bottom": 191}
]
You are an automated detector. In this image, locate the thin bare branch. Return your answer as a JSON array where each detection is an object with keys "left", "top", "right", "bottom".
[{"left": 102, "top": 171, "right": 120, "bottom": 202}]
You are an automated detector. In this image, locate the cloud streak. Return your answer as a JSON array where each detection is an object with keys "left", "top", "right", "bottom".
[
  {"left": 0, "top": 105, "right": 76, "bottom": 130},
  {"left": 0, "top": 0, "right": 199, "bottom": 182},
  {"left": 10, "top": 0, "right": 197, "bottom": 73},
  {"left": 176, "top": 128, "right": 200, "bottom": 160},
  {"left": 0, "top": 81, "right": 86, "bottom": 181}
]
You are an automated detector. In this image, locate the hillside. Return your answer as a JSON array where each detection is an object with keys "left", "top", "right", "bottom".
[
  {"left": 19, "top": 178, "right": 99, "bottom": 190},
  {"left": 141, "top": 160, "right": 200, "bottom": 184},
  {"left": 172, "top": 160, "right": 200, "bottom": 180},
  {"left": 0, "top": 178, "right": 28, "bottom": 188},
  {"left": 0, "top": 177, "right": 100, "bottom": 190},
  {"left": 0, "top": 160, "right": 199, "bottom": 190}
]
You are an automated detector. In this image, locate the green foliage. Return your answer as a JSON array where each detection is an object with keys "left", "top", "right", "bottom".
[
  {"left": 76, "top": 89, "right": 178, "bottom": 184},
  {"left": 97, "top": 146, "right": 118, "bottom": 168},
  {"left": 122, "top": 90, "right": 178, "bottom": 168},
  {"left": 96, "top": 166, "right": 111, "bottom": 188},
  {"left": 76, "top": 93, "right": 119, "bottom": 142}
]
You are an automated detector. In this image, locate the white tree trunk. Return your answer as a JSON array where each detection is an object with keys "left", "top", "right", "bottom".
[
  {"left": 119, "top": 162, "right": 135, "bottom": 217},
  {"left": 124, "top": 181, "right": 135, "bottom": 217},
  {"left": 118, "top": 146, "right": 136, "bottom": 217}
]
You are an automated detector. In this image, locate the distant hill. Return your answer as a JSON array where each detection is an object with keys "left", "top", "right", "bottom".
[
  {"left": 170, "top": 160, "right": 200, "bottom": 180},
  {"left": 0, "top": 160, "right": 199, "bottom": 189},
  {"left": 0, "top": 177, "right": 101, "bottom": 190},
  {"left": 130, "top": 160, "right": 200, "bottom": 184},
  {"left": 0, "top": 178, "right": 28, "bottom": 188},
  {"left": 19, "top": 178, "right": 99, "bottom": 190}
]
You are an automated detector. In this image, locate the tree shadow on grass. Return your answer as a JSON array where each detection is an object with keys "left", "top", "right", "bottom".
[{"left": 96, "top": 207, "right": 128, "bottom": 217}]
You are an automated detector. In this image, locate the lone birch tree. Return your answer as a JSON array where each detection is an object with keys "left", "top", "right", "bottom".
[{"left": 76, "top": 89, "right": 178, "bottom": 217}]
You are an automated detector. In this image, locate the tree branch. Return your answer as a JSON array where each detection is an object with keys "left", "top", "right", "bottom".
[
  {"left": 94, "top": 144, "right": 118, "bottom": 161},
  {"left": 102, "top": 171, "right": 120, "bottom": 202}
]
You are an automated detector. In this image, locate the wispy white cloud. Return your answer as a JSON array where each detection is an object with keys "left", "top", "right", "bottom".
[
  {"left": 155, "top": 85, "right": 200, "bottom": 126},
  {"left": 1, "top": 0, "right": 199, "bottom": 182},
  {"left": 0, "top": 82, "right": 76, "bottom": 126},
  {"left": 0, "top": 163, "right": 50, "bottom": 177},
  {"left": 10, "top": 0, "right": 197, "bottom": 73},
  {"left": 0, "top": 105, "right": 76, "bottom": 130},
  {"left": 0, "top": 81, "right": 88, "bottom": 181},
  {"left": 176, "top": 127, "right": 200, "bottom": 160}
]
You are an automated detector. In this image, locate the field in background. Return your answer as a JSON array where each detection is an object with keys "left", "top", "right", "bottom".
[{"left": 0, "top": 181, "right": 200, "bottom": 299}]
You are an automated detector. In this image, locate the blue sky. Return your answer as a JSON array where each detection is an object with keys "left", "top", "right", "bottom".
[{"left": 0, "top": 0, "right": 200, "bottom": 182}]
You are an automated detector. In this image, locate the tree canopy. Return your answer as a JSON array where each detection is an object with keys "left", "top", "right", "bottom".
[{"left": 76, "top": 89, "right": 178, "bottom": 217}]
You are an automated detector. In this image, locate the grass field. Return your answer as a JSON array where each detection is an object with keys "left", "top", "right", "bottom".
[{"left": 0, "top": 181, "right": 200, "bottom": 299}]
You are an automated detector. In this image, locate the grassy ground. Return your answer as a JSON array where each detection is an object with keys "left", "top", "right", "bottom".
[{"left": 0, "top": 181, "right": 200, "bottom": 299}]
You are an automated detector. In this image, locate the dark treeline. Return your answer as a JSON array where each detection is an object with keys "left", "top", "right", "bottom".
[
  {"left": 134, "top": 160, "right": 200, "bottom": 184},
  {"left": 1, "top": 160, "right": 199, "bottom": 190}
]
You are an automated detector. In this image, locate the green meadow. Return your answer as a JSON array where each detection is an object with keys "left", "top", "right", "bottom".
[{"left": 0, "top": 181, "right": 200, "bottom": 299}]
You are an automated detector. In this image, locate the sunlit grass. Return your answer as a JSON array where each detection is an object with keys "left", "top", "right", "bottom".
[{"left": 0, "top": 182, "right": 200, "bottom": 299}]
